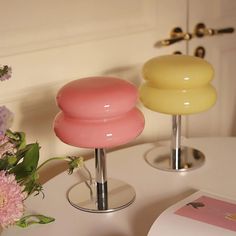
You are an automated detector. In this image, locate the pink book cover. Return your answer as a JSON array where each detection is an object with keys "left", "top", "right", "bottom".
[{"left": 175, "top": 195, "right": 236, "bottom": 232}]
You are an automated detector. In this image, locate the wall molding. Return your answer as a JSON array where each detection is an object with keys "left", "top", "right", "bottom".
[{"left": 0, "top": 0, "right": 157, "bottom": 57}]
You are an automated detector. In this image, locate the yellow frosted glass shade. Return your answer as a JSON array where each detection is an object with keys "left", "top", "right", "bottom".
[
  {"left": 143, "top": 55, "right": 214, "bottom": 89},
  {"left": 140, "top": 55, "right": 217, "bottom": 115},
  {"left": 140, "top": 83, "right": 216, "bottom": 115}
]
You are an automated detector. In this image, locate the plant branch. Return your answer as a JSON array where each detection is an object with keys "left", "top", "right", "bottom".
[{"left": 36, "top": 157, "right": 69, "bottom": 171}]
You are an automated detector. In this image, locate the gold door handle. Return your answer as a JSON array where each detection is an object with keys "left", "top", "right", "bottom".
[
  {"left": 154, "top": 27, "right": 192, "bottom": 47},
  {"left": 155, "top": 23, "right": 234, "bottom": 47},
  {"left": 195, "top": 23, "right": 234, "bottom": 37},
  {"left": 155, "top": 34, "right": 192, "bottom": 47}
]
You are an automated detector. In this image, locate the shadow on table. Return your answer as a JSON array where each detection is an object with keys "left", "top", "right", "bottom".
[{"left": 130, "top": 189, "right": 196, "bottom": 236}]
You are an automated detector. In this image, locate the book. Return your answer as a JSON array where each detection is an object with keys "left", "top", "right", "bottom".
[{"left": 148, "top": 191, "right": 236, "bottom": 236}]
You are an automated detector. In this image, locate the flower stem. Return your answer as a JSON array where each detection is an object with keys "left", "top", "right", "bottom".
[{"left": 36, "top": 157, "right": 69, "bottom": 171}]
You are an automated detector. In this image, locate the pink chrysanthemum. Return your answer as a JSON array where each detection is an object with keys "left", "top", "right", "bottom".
[{"left": 0, "top": 171, "right": 26, "bottom": 227}]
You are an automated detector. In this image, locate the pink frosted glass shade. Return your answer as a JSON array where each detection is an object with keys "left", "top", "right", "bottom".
[
  {"left": 56, "top": 77, "right": 138, "bottom": 119},
  {"left": 54, "top": 77, "right": 145, "bottom": 148}
]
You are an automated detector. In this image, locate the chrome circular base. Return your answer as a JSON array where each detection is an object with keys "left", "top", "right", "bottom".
[
  {"left": 67, "top": 178, "right": 136, "bottom": 213},
  {"left": 145, "top": 146, "right": 205, "bottom": 172}
]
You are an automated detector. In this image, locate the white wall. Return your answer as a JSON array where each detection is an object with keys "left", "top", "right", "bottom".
[{"left": 8, "top": 0, "right": 236, "bottom": 169}]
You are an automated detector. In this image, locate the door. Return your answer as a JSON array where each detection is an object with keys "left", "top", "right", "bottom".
[
  {"left": 187, "top": 0, "right": 236, "bottom": 137},
  {"left": 155, "top": 0, "right": 236, "bottom": 137}
]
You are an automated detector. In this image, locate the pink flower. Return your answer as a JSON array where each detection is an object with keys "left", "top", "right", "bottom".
[{"left": 0, "top": 171, "right": 26, "bottom": 228}]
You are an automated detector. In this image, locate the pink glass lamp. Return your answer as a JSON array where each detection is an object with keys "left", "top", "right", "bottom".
[
  {"left": 54, "top": 76, "right": 145, "bottom": 212},
  {"left": 140, "top": 55, "right": 217, "bottom": 171}
]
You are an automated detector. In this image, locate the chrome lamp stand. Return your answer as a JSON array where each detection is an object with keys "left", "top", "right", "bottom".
[
  {"left": 67, "top": 148, "right": 136, "bottom": 213},
  {"left": 145, "top": 115, "right": 205, "bottom": 172}
]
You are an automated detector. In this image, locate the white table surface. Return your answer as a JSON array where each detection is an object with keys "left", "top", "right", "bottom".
[{"left": 2, "top": 137, "right": 236, "bottom": 236}]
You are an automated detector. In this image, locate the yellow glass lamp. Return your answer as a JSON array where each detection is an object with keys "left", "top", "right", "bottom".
[{"left": 140, "top": 55, "right": 217, "bottom": 171}]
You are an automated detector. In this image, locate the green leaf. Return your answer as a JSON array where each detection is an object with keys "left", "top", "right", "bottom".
[
  {"left": 22, "top": 143, "right": 40, "bottom": 171},
  {"left": 23, "top": 173, "right": 43, "bottom": 196},
  {"left": 17, "top": 132, "right": 26, "bottom": 150},
  {"left": 0, "top": 159, "right": 8, "bottom": 170},
  {"left": 9, "top": 143, "right": 40, "bottom": 180},
  {"left": 5, "top": 129, "right": 20, "bottom": 141},
  {"left": 0, "top": 155, "right": 16, "bottom": 170},
  {"left": 6, "top": 130, "right": 26, "bottom": 150},
  {"left": 16, "top": 214, "right": 55, "bottom": 228},
  {"left": 7, "top": 155, "right": 17, "bottom": 165}
]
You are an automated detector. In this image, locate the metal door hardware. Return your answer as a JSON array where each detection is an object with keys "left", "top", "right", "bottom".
[
  {"left": 154, "top": 27, "right": 192, "bottom": 47},
  {"left": 173, "top": 47, "right": 205, "bottom": 58},
  {"left": 194, "top": 46, "right": 206, "bottom": 58},
  {"left": 195, "top": 23, "right": 234, "bottom": 37},
  {"left": 155, "top": 23, "right": 234, "bottom": 47},
  {"left": 173, "top": 51, "right": 183, "bottom": 55}
]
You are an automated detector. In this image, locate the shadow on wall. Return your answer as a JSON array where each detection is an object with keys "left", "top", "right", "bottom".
[
  {"left": 12, "top": 68, "right": 141, "bottom": 183},
  {"left": 103, "top": 64, "right": 142, "bottom": 87},
  {"left": 14, "top": 65, "right": 170, "bottom": 183},
  {"left": 16, "top": 86, "right": 75, "bottom": 183},
  {"left": 103, "top": 64, "right": 171, "bottom": 143},
  {"left": 103, "top": 64, "right": 152, "bottom": 146},
  {"left": 232, "top": 111, "right": 236, "bottom": 136},
  {"left": 18, "top": 87, "right": 59, "bottom": 154},
  {"left": 16, "top": 85, "right": 92, "bottom": 182}
]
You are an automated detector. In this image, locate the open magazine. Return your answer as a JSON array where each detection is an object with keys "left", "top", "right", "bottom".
[{"left": 148, "top": 191, "right": 236, "bottom": 236}]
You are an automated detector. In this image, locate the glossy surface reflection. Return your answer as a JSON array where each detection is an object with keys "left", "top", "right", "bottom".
[
  {"left": 54, "top": 76, "right": 144, "bottom": 212},
  {"left": 140, "top": 55, "right": 217, "bottom": 115},
  {"left": 139, "top": 55, "right": 217, "bottom": 171},
  {"left": 54, "top": 76, "right": 145, "bottom": 148}
]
